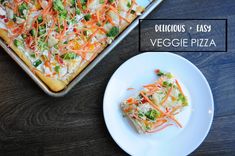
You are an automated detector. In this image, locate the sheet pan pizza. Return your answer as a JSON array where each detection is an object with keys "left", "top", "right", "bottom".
[{"left": 0, "top": 0, "right": 144, "bottom": 92}]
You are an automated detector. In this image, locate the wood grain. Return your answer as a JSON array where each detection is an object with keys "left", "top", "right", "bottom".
[{"left": 0, "top": 0, "right": 235, "bottom": 155}]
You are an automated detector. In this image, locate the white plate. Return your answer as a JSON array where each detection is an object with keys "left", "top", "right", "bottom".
[{"left": 103, "top": 52, "right": 214, "bottom": 156}]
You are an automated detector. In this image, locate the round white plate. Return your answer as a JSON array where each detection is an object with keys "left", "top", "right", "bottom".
[{"left": 103, "top": 52, "right": 214, "bottom": 156}]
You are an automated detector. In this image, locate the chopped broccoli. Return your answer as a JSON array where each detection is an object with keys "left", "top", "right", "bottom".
[
  {"left": 162, "top": 81, "right": 172, "bottom": 87},
  {"left": 70, "top": 0, "right": 76, "bottom": 6},
  {"left": 145, "top": 109, "right": 159, "bottom": 120},
  {"left": 53, "top": 0, "right": 67, "bottom": 18},
  {"left": 84, "top": 14, "right": 91, "bottom": 21},
  {"left": 14, "top": 39, "right": 23, "bottom": 47},
  {"left": 59, "top": 10, "right": 68, "bottom": 19},
  {"left": 130, "top": 10, "right": 135, "bottom": 14},
  {"left": 80, "top": 0, "right": 87, "bottom": 5},
  {"left": 18, "top": 3, "right": 28, "bottom": 15},
  {"left": 38, "top": 25, "right": 46, "bottom": 36},
  {"left": 82, "top": 5, "right": 87, "bottom": 10},
  {"left": 178, "top": 93, "right": 188, "bottom": 106},
  {"left": 21, "top": 34, "right": 27, "bottom": 39},
  {"left": 127, "top": 2, "right": 131, "bottom": 8},
  {"left": 53, "top": 0, "right": 65, "bottom": 11},
  {"left": 106, "top": 26, "right": 119, "bottom": 37},
  {"left": 75, "top": 8, "right": 81, "bottom": 15},
  {"left": 162, "top": 81, "right": 168, "bottom": 86},
  {"left": 37, "top": 16, "right": 43, "bottom": 23},
  {"left": 33, "top": 59, "right": 42, "bottom": 67},
  {"left": 155, "top": 69, "right": 164, "bottom": 76},
  {"left": 54, "top": 65, "right": 60, "bottom": 73},
  {"left": 30, "top": 53, "right": 36, "bottom": 58},
  {"left": 30, "top": 29, "right": 36, "bottom": 37},
  {"left": 138, "top": 112, "right": 144, "bottom": 118}
]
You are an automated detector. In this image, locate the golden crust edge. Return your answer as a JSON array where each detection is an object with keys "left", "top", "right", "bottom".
[
  {"left": 0, "top": 29, "right": 67, "bottom": 92},
  {"left": 0, "top": 29, "right": 102, "bottom": 92}
]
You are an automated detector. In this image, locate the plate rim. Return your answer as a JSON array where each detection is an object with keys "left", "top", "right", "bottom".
[{"left": 103, "top": 52, "right": 214, "bottom": 156}]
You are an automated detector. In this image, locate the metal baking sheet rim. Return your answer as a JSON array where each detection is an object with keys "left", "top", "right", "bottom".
[{"left": 0, "top": 0, "right": 163, "bottom": 97}]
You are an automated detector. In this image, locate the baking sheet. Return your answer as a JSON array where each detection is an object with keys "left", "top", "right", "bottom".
[{"left": 0, "top": 0, "right": 164, "bottom": 97}]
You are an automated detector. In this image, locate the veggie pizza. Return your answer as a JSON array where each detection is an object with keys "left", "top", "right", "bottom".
[
  {"left": 121, "top": 69, "right": 189, "bottom": 133},
  {"left": 0, "top": 0, "right": 144, "bottom": 91}
]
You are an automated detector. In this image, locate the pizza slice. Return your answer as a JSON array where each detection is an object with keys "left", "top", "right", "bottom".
[{"left": 121, "top": 69, "right": 189, "bottom": 133}]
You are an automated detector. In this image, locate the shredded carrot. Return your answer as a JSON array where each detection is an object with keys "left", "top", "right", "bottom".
[
  {"left": 127, "top": 87, "right": 135, "bottom": 91},
  {"left": 126, "top": 97, "right": 137, "bottom": 104},
  {"left": 169, "top": 115, "right": 182, "bottom": 128},
  {"left": 108, "top": 5, "right": 131, "bottom": 23},
  {"left": 176, "top": 80, "right": 185, "bottom": 96},
  {"left": 45, "top": 20, "right": 56, "bottom": 41},
  {"left": 96, "top": 10, "right": 100, "bottom": 23},
  {"left": 106, "top": 15, "right": 116, "bottom": 26},
  {"left": 160, "top": 86, "right": 173, "bottom": 105},
  {"left": 140, "top": 91, "right": 182, "bottom": 128},
  {"left": 124, "top": 105, "right": 133, "bottom": 113},
  {"left": 140, "top": 92, "right": 165, "bottom": 114}
]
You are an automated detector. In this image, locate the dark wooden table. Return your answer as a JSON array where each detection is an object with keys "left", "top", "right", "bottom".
[{"left": 0, "top": 0, "right": 235, "bottom": 155}]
